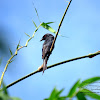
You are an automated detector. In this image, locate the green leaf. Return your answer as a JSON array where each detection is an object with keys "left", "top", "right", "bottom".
[
  {"left": 8, "top": 59, "right": 14, "bottom": 64},
  {"left": 45, "top": 87, "right": 65, "bottom": 100},
  {"left": 41, "top": 22, "right": 63, "bottom": 36},
  {"left": 9, "top": 48, "right": 13, "bottom": 55},
  {"left": 49, "top": 87, "right": 58, "bottom": 99},
  {"left": 2, "top": 82, "right": 8, "bottom": 95},
  {"left": 25, "top": 33, "right": 31, "bottom": 37},
  {"left": 33, "top": 3, "right": 41, "bottom": 23},
  {"left": 56, "top": 88, "right": 64, "bottom": 97},
  {"left": 16, "top": 41, "right": 20, "bottom": 50},
  {"left": 41, "top": 22, "right": 56, "bottom": 34},
  {"left": 46, "top": 22, "right": 55, "bottom": 24},
  {"left": 80, "top": 89, "right": 100, "bottom": 100},
  {"left": 76, "top": 92, "right": 87, "bottom": 100},
  {"left": 32, "top": 20, "right": 37, "bottom": 28},
  {"left": 67, "top": 79, "right": 80, "bottom": 97},
  {"left": 79, "top": 77, "right": 100, "bottom": 88}
]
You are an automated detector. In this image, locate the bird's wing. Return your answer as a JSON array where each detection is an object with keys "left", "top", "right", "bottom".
[
  {"left": 42, "top": 41, "right": 53, "bottom": 59},
  {"left": 42, "top": 45, "right": 46, "bottom": 59}
]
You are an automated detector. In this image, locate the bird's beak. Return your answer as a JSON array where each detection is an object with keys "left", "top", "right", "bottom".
[{"left": 40, "top": 38, "right": 43, "bottom": 41}]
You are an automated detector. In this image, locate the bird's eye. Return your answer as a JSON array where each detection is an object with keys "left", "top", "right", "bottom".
[{"left": 44, "top": 35, "right": 46, "bottom": 37}]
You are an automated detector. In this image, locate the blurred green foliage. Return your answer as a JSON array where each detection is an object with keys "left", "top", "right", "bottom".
[
  {"left": 45, "top": 77, "right": 100, "bottom": 100},
  {"left": 0, "top": 82, "right": 21, "bottom": 100},
  {"left": 44, "top": 87, "right": 66, "bottom": 100}
]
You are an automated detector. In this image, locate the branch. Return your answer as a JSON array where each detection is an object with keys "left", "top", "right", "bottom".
[
  {"left": 50, "top": 0, "right": 72, "bottom": 53},
  {"left": 5, "top": 50, "right": 100, "bottom": 89},
  {"left": 0, "top": 23, "right": 42, "bottom": 87}
]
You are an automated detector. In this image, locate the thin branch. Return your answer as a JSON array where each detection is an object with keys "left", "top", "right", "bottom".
[
  {"left": 0, "top": 23, "right": 41, "bottom": 87},
  {"left": 4, "top": 51, "right": 100, "bottom": 89},
  {"left": 44, "top": 0, "right": 72, "bottom": 63},
  {"left": 50, "top": 0, "right": 72, "bottom": 53}
]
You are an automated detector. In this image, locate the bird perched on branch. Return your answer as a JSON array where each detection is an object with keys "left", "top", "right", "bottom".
[{"left": 38, "top": 33, "right": 54, "bottom": 73}]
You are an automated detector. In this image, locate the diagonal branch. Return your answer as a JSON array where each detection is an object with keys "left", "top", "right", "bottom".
[
  {"left": 4, "top": 50, "right": 100, "bottom": 89},
  {"left": 42, "top": 0, "right": 72, "bottom": 64},
  {"left": 50, "top": 0, "right": 72, "bottom": 53}
]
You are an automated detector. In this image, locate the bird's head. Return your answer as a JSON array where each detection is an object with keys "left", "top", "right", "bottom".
[{"left": 40, "top": 33, "right": 54, "bottom": 41}]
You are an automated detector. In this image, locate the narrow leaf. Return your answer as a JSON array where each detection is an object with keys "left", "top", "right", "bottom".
[
  {"left": 33, "top": 3, "right": 41, "bottom": 23},
  {"left": 46, "top": 22, "right": 55, "bottom": 24},
  {"left": 9, "top": 48, "right": 13, "bottom": 55},
  {"left": 49, "top": 87, "right": 58, "bottom": 99},
  {"left": 32, "top": 20, "right": 37, "bottom": 28},
  {"left": 25, "top": 33, "right": 31, "bottom": 37},
  {"left": 34, "top": 7, "right": 39, "bottom": 20},
  {"left": 56, "top": 88, "right": 64, "bottom": 97},
  {"left": 41, "top": 22, "right": 56, "bottom": 34},
  {"left": 41, "top": 22, "right": 63, "bottom": 36},
  {"left": 76, "top": 92, "right": 87, "bottom": 100},
  {"left": 8, "top": 59, "right": 14, "bottom": 64},
  {"left": 16, "top": 41, "right": 20, "bottom": 50},
  {"left": 45, "top": 87, "right": 65, "bottom": 100},
  {"left": 79, "top": 77, "right": 100, "bottom": 88},
  {"left": 2, "top": 82, "right": 8, "bottom": 95},
  {"left": 67, "top": 79, "right": 80, "bottom": 97},
  {"left": 80, "top": 89, "right": 100, "bottom": 100}
]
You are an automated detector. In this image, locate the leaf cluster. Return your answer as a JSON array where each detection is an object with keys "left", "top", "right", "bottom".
[{"left": 45, "top": 77, "right": 100, "bottom": 100}]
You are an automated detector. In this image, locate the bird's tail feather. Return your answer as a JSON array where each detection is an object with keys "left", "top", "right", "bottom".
[{"left": 43, "top": 57, "right": 47, "bottom": 73}]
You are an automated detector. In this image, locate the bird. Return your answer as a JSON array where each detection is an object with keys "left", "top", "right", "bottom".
[{"left": 39, "top": 33, "right": 54, "bottom": 73}]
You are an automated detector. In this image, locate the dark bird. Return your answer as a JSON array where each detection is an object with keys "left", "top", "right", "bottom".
[{"left": 40, "top": 33, "right": 54, "bottom": 73}]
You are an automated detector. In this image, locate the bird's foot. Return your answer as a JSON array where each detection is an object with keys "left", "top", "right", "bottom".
[{"left": 38, "top": 64, "right": 43, "bottom": 71}]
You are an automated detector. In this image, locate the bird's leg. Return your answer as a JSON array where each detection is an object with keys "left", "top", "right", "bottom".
[{"left": 38, "top": 64, "right": 43, "bottom": 71}]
